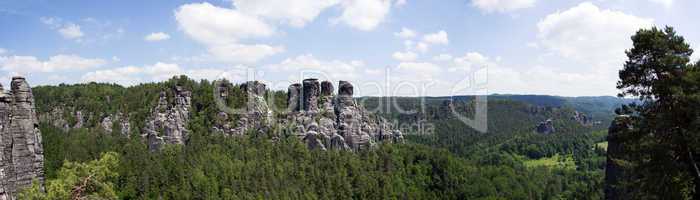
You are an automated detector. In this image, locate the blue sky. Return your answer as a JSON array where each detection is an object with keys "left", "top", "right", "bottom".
[{"left": 0, "top": 0, "right": 699, "bottom": 96}]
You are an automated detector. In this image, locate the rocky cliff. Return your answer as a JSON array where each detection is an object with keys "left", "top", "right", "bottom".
[
  {"left": 143, "top": 86, "right": 192, "bottom": 151},
  {"left": 536, "top": 119, "right": 555, "bottom": 134},
  {"left": 283, "top": 79, "right": 403, "bottom": 151},
  {"left": 571, "top": 111, "right": 592, "bottom": 126},
  {"left": 213, "top": 79, "right": 403, "bottom": 151},
  {"left": 32, "top": 78, "right": 400, "bottom": 153},
  {"left": 605, "top": 115, "right": 633, "bottom": 200},
  {"left": 0, "top": 77, "right": 45, "bottom": 200}
]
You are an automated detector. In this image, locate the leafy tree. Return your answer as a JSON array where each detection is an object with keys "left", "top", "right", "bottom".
[
  {"left": 19, "top": 152, "right": 121, "bottom": 200},
  {"left": 615, "top": 26, "right": 699, "bottom": 199}
]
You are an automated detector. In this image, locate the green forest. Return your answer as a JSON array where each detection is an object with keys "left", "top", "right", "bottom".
[
  {"left": 21, "top": 74, "right": 609, "bottom": 199},
  {"left": 18, "top": 26, "right": 700, "bottom": 199}
]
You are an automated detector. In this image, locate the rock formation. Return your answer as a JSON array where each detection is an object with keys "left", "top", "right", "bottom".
[
  {"left": 204, "top": 79, "right": 401, "bottom": 151},
  {"left": 282, "top": 79, "right": 402, "bottom": 151},
  {"left": 219, "top": 81, "right": 273, "bottom": 137},
  {"left": 571, "top": 111, "right": 591, "bottom": 126},
  {"left": 535, "top": 119, "right": 555, "bottom": 134},
  {"left": 287, "top": 83, "right": 301, "bottom": 112},
  {"left": 605, "top": 115, "right": 633, "bottom": 200},
  {"left": 143, "top": 86, "right": 192, "bottom": 151},
  {"left": 302, "top": 79, "right": 320, "bottom": 112},
  {"left": 0, "top": 77, "right": 45, "bottom": 200},
  {"left": 100, "top": 112, "right": 131, "bottom": 136}
]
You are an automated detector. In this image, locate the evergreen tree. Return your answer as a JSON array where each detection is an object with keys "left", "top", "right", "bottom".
[{"left": 616, "top": 26, "right": 699, "bottom": 199}]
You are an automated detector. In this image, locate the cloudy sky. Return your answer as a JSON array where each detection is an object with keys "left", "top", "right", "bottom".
[{"left": 0, "top": 0, "right": 698, "bottom": 96}]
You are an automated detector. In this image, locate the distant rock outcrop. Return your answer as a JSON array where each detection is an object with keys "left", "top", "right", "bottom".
[
  {"left": 234, "top": 81, "right": 274, "bottom": 136},
  {"left": 143, "top": 86, "right": 192, "bottom": 151},
  {"left": 284, "top": 79, "right": 403, "bottom": 151},
  {"left": 535, "top": 119, "right": 555, "bottom": 134},
  {"left": 571, "top": 111, "right": 591, "bottom": 126},
  {"left": 605, "top": 115, "right": 633, "bottom": 200},
  {"left": 99, "top": 112, "right": 131, "bottom": 136},
  {"left": 0, "top": 77, "right": 45, "bottom": 200}
]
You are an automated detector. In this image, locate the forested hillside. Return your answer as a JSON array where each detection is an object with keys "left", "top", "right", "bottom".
[{"left": 18, "top": 75, "right": 611, "bottom": 199}]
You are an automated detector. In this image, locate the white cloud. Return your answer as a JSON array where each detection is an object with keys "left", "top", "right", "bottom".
[
  {"left": 513, "top": 2, "right": 656, "bottom": 96},
  {"left": 81, "top": 62, "right": 248, "bottom": 86},
  {"left": 395, "top": 0, "right": 407, "bottom": 6},
  {"left": 392, "top": 51, "right": 417, "bottom": 62},
  {"left": 422, "top": 30, "right": 448, "bottom": 45},
  {"left": 488, "top": 65, "right": 617, "bottom": 96},
  {"left": 41, "top": 17, "right": 85, "bottom": 40},
  {"left": 207, "top": 43, "right": 285, "bottom": 64},
  {"left": 232, "top": 0, "right": 340, "bottom": 27},
  {"left": 0, "top": 48, "right": 6, "bottom": 55},
  {"left": 81, "top": 66, "right": 144, "bottom": 86},
  {"left": 58, "top": 23, "right": 84, "bottom": 39},
  {"left": 433, "top": 54, "right": 453, "bottom": 61},
  {"left": 451, "top": 52, "right": 493, "bottom": 72},
  {"left": 526, "top": 42, "right": 539, "bottom": 49},
  {"left": 333, "top": 0, "right": 392, "bottom": 31},
  {"left": 175, "top": 2, "right": 283, "bottom": 63},
  {"left": 144, "top": 32, "right": 171, "bottom": 41},
  {"left": 0, "top": 54, "right": 105, "bottom": 74},
  {"left": 394, "top": 27, "right": 416, "bottom": 39},
  {"left": 175, "top": 3, "right": 275, "bottom": 45},
  {"left": 142, "top": 62, "right": 183, "bottom": 81},
  {"left": 40, "top": 17, "right": 62, "bottom": 28},
  {"left": 537, "top": 2, "right": 653, "bottom": 66},
  {"left": 266, "top": 54, "right": 363, "bottom": 80},
  {"left": 648, "top": 0, "right": 673, "bottom": 7},
  {"left": 472, "top": 0, "right": 536, "bottom": 13},
  {"left": 396, "top": 62, "right": 441, "bottom": 79},
  {"left": 416, "top": 42, "right": 429, "bottom": 53},
  {"left": 692, "top": 51, "right": 700, "bottom": 63}
]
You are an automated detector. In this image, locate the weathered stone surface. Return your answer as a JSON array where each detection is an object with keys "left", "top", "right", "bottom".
[
  {"left": 321, "top": 81, "right": 333, "bottom": 96},
  {"left": 0, "top": 77, "right": 45, "bottom": 200},
  {"left": 221, "top": 81, "right": 272, "bottom": 137},
  {"left": 143, "top": 86, "right": 192, "bottom": 151},
  {"left": 571, "top": 111, "right": 591, "bottom": 126},
  {"left": 338, "top": 81, "right": 353, "bottom": 96},
  {"left": 605, "top": 115, "right": 633, "bottom": 200},
  {"left": 100, "top": 112, "right": 130, "bottom": 136},
  {"left": 241, "top": 81, "right": 266, "bottom": 97},
  {"left": 38, "top": 107, "right": 70, "bottom": 131},
  {"left": 302, "top": 79, "right": 320, "bottom": 112},
  {"left": 222, "top": 79, "right": 402, "bottom": 151},
  {"left": 278, "top": 80, "right": 401, "bottom": 151},
  {"left": 329, "top": 134, "right": 350, "bottom": 150},
  {"left": 536, "top": 119, "right": 555, "bottom": 134},
  {"left": 287, "top": 83, "right": 301, "bottom": 112},
  {"left": 303, "top": 131, "right": 326, "bottom": 151},
  {"left": 392, "top": 130, "right": 404, "bottom": 143},
  {"left": 74, "top": 110, "right": 85, "bottom": 129}
]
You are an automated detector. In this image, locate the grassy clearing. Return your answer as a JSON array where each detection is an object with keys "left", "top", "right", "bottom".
[
  {"left": 596, "top": 142, "right": 608, "bottom": 151},
  {"left": 523, "top": 154, "right": 576, "bottom": 170}
]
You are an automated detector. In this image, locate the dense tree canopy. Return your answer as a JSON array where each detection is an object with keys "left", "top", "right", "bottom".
[
  {"left": 26, "top": 70, "right": 611, "bottom": 199},
  {"left": 615, "top": 26, "right": 700, "bottom": 199}
]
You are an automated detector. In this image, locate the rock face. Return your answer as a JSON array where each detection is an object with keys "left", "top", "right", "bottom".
[
  {"left": 100, "top": 112, "right": 131, "bottom": 136},
  {"left": 209, "top": 79, "right": 402, "bottom": 151},
  {"left": 222, "top": 81, "right": 272, "bottom": 136},
  {"left": 535, "top": 119, "right": 555, "bottom": 134},
  {"left": 571, "top": 111, "right": 591, "bottom": 126},
  {"left": 282, "top": 79, "right": 402, "bottom": 151},
  {"left": 605, "top": 115, "right": 632, "bottom": 200},
  {"left": 0, "top": 77, "right": 45, "bottom": 200},
  {"left": 302, "top": 79, "right": 320, "bottom": 112},
  {"left": 143, "top": 86, "right": 192, "bottom": 151},
  {"left": 287, "top": 84, "right": 301, "bottom": 112}
]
